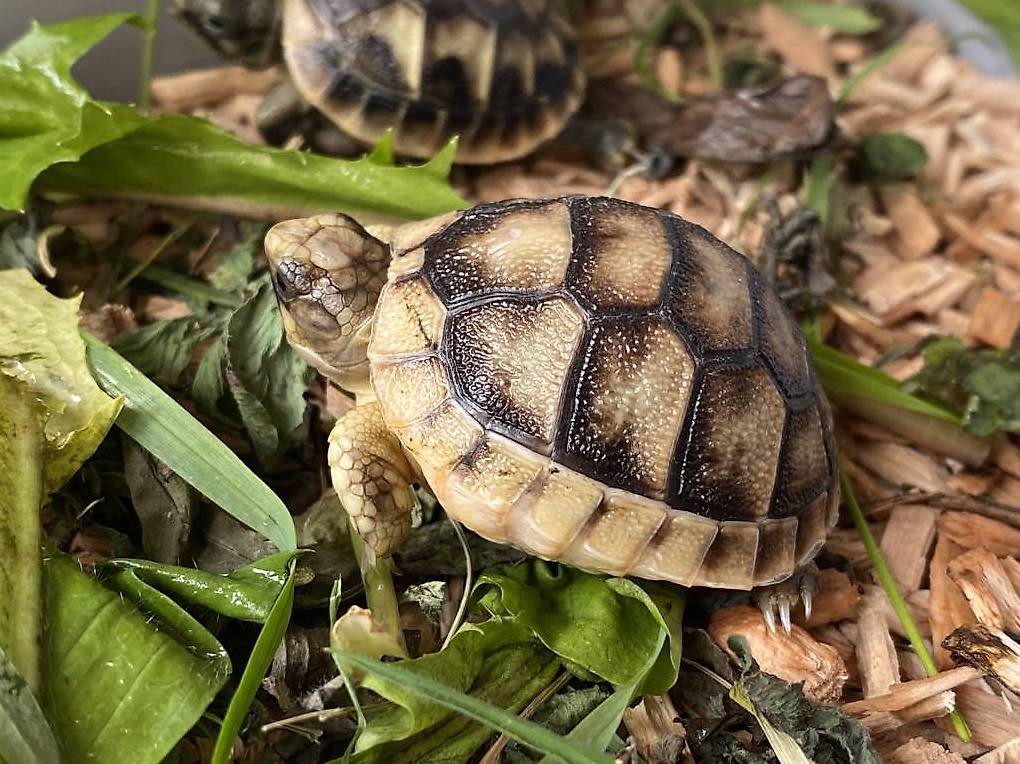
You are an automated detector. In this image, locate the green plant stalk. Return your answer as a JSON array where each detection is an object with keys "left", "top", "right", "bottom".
[
  {"left": 112, "top": 218, "right": 193, "bottom": 295},
  {"left": 0, "top": 376, "right": 43, "bottom": 693},
  {"left": 347, "top": 518, "right": 406, "bottom": 654},
  {"left": 139, "top": 0, "right": 160, "bottom": 110},
  {"left": 839, "top": 467, "right": 971, "bottom": 742},
  {"left": 678, "top": 0, "right": 723, "bottom": 89},
  {"left": 139, "top": 264, "right": 244, "bottom": 308}
]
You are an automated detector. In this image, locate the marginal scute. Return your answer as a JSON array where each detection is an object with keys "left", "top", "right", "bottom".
[
  {"left": 446, "top": 295, "right": 585, "bottom": 446},
  {"left": 422, "top": 12, "right": 497, "bottom": 105},
  {"left": 562, "top": 318, "right": 694, "bottom": 497},
  {"left": 695, "top": 521, "right": 760, "bottom": 589},
  {"left": 563, "top": 493, "right": 666, "bottom": 575},
  {"left": 372, "top": 355, "right": 449, "bottom": 428},
  {"left": 630, "top": 510, "right": 718, "bottom": 586},
  {"left": 392, "top": 399, "right": 482, "bottom": 472},
  {"left": 368, "top": 276, "right": 445, "bottom": 358},
  {"left": 663, "top": 220, "right": 754, "bottom": 353},
  {"left": 443, "top": 435, "right": 545, "bottom": 539},
  {"left": 505, "top": 464, "right": 603, "bottom": 558},
  {"left": 569, "top": 197, "right": 671, "bottom": 311},
  {"left": 795, "top": 491, "right": 829, "bottom": 564},
  {"left": 753, "top": 516, "right": 799, "bottom": 585},
  {"left": 424, "top": 200, "right": 573, "bottom": 301},
  {"left": 678, "top": 366, "right": 786, "bottom": 520}
]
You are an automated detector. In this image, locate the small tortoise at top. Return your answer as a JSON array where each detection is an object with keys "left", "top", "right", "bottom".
[
  {"left": 174, "top": 0, "right": 585, "bottom": 164},
  {"left": 266, "top": 196, "right": 839, "bottom": 627}
]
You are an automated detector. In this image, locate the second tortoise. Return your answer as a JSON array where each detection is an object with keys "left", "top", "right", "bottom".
[{"left": 265, "top": 195, "right": 839, "bottom": 623}]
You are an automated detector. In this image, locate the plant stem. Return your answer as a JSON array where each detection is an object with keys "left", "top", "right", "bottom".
[
  {"left": 139, "top": 0, "right": 160, "bottom": 111},
  {"left": 678, "top": 0, "right": 723, "bottom": 89},
  {"left": 139, "top": 264, "right": 244, "bottom": 308},
  {"left": 347, "top": 518, "right": 406, "bottom": 654},
  {"left": 840, "top": 467, "right": 972, "bottom": 742},
  {"left": 111, "top": 217, "right": 193, "bottom": 296}
]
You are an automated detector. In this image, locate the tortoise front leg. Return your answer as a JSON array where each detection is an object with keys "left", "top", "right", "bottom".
[{"left": 328, "top": 401, "right": 416, "bottom": 560}]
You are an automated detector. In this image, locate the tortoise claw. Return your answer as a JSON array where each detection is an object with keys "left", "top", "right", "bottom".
[{"left": 753, "top": 563, "right": 820, "bottom": 635}]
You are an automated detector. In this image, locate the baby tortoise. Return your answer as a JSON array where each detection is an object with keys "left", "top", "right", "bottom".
[
  {"left": 174, "top": 0, "right": 585, "bottom": 163},
  {"left": 265, "top": 196, "right": 839, "bottom": 630}
]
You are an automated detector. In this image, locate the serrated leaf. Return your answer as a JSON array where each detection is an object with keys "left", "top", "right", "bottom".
[
  {"left": 208, "top": 231, "right": 261, "bottom": 292},
  {"left": 225, "top": 276, "right": 312, "bottom": 468},
  {"left": 84, "top": 334, "right": 297, "bottom": 551},
  {"left": 112, "top": 317, "right": 215, "bottom": 386}
]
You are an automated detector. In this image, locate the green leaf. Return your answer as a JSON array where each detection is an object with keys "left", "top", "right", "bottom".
[
  {"left": 41, "top": 116, "right": 469, "bottom": 222},
  {"left": 83, "top": 333, "right": 298, "bottom": 551},
  {"left": 854, "top": 133, "right": 928, "bottom": 181},
  {"left": 112, "top": 317, "right": 216, "bottom": 386},
  {"left": 338, "top": 649, "right": 615, "bottom": 764},
  {"left": 0, "top": 14, "right": 145, "bottom": 211},
  {"left": 208, "top": 233, "right": 260, "bottom": 292},
  {"left": 802, "top": 156, "right": 833, "bottom": 230},
  {"left": 224, "top": 276, "right": 313, "bottom": 467},
  {"left": 0, "top": 269, "right": 122, "bottom": 690},
  {"left": 0, "top": 15, "right": 467, "bottom": 220},
  {"left": 44, "top": 553, "right": 229, "bottom": 764},
  {"left": 476, "top": 561, "right": 683, "bottom": 693},
  {"left": 904, "top": 337, "right": 1020, "bottom": 436},
  {"left": 808, "top": 337, "right": 961, "bottom": 424},
  {"left": 0, "top": 645, "right": 60, "bottom": 764},
  {"left": 776, "top": 0, "right": 881, "bottom": 34},
  {"left": 959, "top": 0, "right": 1020, "bottom": 67},
  {"left": 729, "top": 681, "right": 812, "bottom": 764},
  {"left": 211, "top": 564, "right": 297, "bottom": 764},
  {"left": 0, "top": 269, "right": 123, "bottom": 494},
  {"left": 102, "top": 550, "right": 294, "bottom": 623}
]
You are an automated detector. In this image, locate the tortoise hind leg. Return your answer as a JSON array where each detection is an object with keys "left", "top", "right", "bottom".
[
  {"left": 328, "top": 402, "right": 416, "bottom": 561},
  {"left": 752, "top": 562, "right": 819, "bottom": 634}
]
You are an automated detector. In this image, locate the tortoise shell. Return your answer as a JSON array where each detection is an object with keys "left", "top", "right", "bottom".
[
  {"left": 281, "top": 0, "right": 585, "bottom": 163},
  {"left": 368, "top": 197, "right": 838, "bottom": 589}
]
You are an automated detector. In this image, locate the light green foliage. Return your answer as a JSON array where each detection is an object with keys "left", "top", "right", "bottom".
[
  {"left": 43, "top": 554, "right": 230, "bottom": 764},
  {"left": 0, "top": 15, "right": 467, "bottom": 220},
  {"left": 959, "top": 0, "right": 1020, "bottom": 67},
  {"left": 777, "top": 0, "right": 881, "bottom": 34},
  {"left": 0, "top": 269, "right": 122, "bottom": 691},
  {"left": 905, "top": 336, "right": 1020, "bottom": 437}
]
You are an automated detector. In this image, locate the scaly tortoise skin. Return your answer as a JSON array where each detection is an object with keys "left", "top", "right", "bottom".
[
  {"left": 266, "top": 196, "right": 838, "bottom": 591},
  {"left": 176, "top": 0, "right": 585, "bottom": 164}
]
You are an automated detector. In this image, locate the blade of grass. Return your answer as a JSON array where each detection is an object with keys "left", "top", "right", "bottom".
[
  {"left": 138, "top": 0, "right": 160, "bottom": 110},
  {"left": 211, "top": 562, "right": 297, "bottom": 764},
  {"left": 809, "top": 338, "right": 962, "bottom": 425},
  {"left": 837, "top": 43, "right": 902, "bottom": 108},
  {"left": 678, "top": 0, "right": 723, "bottom": 88},
  {"left": 111, "top": 217, "right": 193, "bottom": 295},
  {"left": 334, "top": 651, "right": 615, "bottom": 764},
  {"left": 839, "top": 467, "right": 971, "bottom": 741},
  {"left": 83, "top": 332, "right": 297, "bottom": 551}
]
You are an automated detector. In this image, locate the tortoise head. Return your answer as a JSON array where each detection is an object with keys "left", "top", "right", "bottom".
[
  {"left": 172, "top": 0, "right": 280, "bottom": 68},
  {"left": 265, "top": 214, "right": 390, "bottom": 391}
]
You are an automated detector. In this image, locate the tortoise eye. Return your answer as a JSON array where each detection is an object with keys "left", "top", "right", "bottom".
[
  {"left": 201, "top": 14, "right": 228, "bottom": 35},
  {"left": 272, "top": 265, "right": 301, "bottom": 302}
]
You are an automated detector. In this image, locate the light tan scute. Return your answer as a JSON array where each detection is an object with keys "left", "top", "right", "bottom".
[
  {"left": 445, "top": 295, "right": 584, "bottom": 446},
  {"left": 388, "top": 211, "right": 463, "bottom": 257},
  {"left": 372, "top": 355, "right": 450, "bottom": 428},
  {"left": 328, "top": 402, "right": 416, "bottom": 559},
  {"left": 752, "top": 517, "right": 799, "bottom": 586},
  {"left": 441, "top": 434, "right": 546, "bottom": 540},
  {"left": 424, "top": 201, "right": 573, "bottom": 300},
  {"left": 561, "top": 492, "right": 666, "bottom": 576},
  {"left": 679, "top": 367, "right": 786, "bottom": 519},
  {"left": 631, "top": 510, "right": 719, "bottom": 586},
  {"left": 572, "top": 198, "right": 671, "bottom": 310},
  {"left": 694, "top": 521, "right": 760, "bottom": 589},
  {"left": 504, "top": 464, "right": 604, "bottom": 558},
  {"left": 368, "top": 276, "right": 446, "bottom": 358},
  {"left": 562, "top": 319, "right": 695, "bottom": 497},
  {"left": 425, "top": 12, "right": 497, "bottom": 104},
  {"left": 392, "top": 399, "right": 483, "bottom": 473},
  {"left": 663, "top": 223, "right": 754, "bottom": 352}
]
